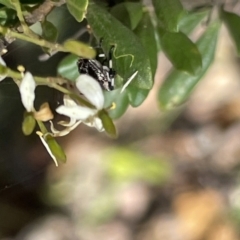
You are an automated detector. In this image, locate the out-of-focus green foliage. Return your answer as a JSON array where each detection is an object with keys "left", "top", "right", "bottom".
[
  {"left": 158, "top": 21, "right": 220, "bottom": 110},
  {"left": 105, "top": 148, "right": 171, "bottom": 185},
  {"left": 160, "top": 30, "right": 202, "bottom": 75}
]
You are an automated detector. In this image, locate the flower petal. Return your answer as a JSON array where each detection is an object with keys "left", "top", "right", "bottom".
[
  {"left": 84, "top": 117, "right": 104, "bottom": 132},
  {"left": 0, "top": 56, "right": 7, "bottom": 81},
  {"left": 50, "top": 120, "right": 82, "bottom": 137},
  {"left": 63, "top": 95, "right": 78, "bottom": 107},
  {"left": 33, "top": 102, "right": 53, "bottom": 121},
  {"left": 0, "top": 56, "right": 6, "bottom": 67},
  {"left": 76, "top": 74, "right": 104, "bottom": 110},
  {"left": 58, "top": 118, "right": 77, "bottom": 127},
  {"left": 56, "top": 105, "right": 97, "bottom": 120},
  {"left": 19, "top": 72, "right": 36, "bottom": 112}
]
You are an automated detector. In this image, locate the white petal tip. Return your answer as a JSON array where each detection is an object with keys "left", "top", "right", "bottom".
[{"left": 19, "top": 72, "right": 36, "bottom": 112}]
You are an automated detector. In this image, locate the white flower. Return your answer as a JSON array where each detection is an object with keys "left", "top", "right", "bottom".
[
  {"left": 56, "top": 74, "right": 104, "bottom": 123},
  {"left": 53, "top": 74, "right": 105, "bottom": 136},
  {"left": 19, "top": 72, "right": 36, "bottom": 112},
  {"left": 57, "top": 95, "right": 79, "bottom": 127},
  {"left": 56, "top": 104, "right": 97, "bottom": 121},
  {"left": 0, "top": 56, "right": 7, "bottom": 81}
]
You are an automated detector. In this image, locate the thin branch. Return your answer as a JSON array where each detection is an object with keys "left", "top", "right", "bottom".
[{"left": 25, "top": 0, "right": 66, "bottom": 25}]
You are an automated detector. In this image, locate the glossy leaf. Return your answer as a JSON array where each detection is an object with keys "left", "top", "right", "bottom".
[
  {"left": 41, "top": 20, "right": 58, "bottom": 43},
  {"left": 57, "top": 54, "right": 79, "bottom": 81},
  {"left": 22, "top": 112, "right": 36, "bottom": 135},
  {"left": 66, "top": 0, "right": 88, "bottom": 22},
  {"left": 86, "top": 1, "right": 152, "bottom": 90},
  {"left": 104, "top": 89, "right": 129, "bottom": 119},
  {"left": 110, "top": 2, "right": 143, "bottom": 30},
  {"left": 221, "top": 8, "right": 240, "bottom": 56},
  {"left": 127, "top": 86, "right": 149, "bottom": 107},
  {"left": 45, "top": 134, "right": 67, "bottom": 163},
  {"left": 158, "top": 21, "right": 220, "bottom": 110},
  {"left": 37, "top": 122, "right": 66, "bottom": 165},
  {"left": 124, "top": 2, "right": 143, "bottom": 30},
  {"left": 110, "top": 3, "right": 131, "bottom": 29},
  {"left": 99, "top": 109, "right": 117, "bottom": 138},
  {"left": 161, "top": 31, "right": 202, "bottom": 75},
  {"left": 63, "top": 40, "right": 95, "bottom": 58},
  {"left": 152, "top": 0, "right": 185, "bottom": 31},
  {"left": 179, "top": 10, "right": 209, "bottom": 35},
  {"left": 135, "top": 12, "right": 159, "bottom": 76}
]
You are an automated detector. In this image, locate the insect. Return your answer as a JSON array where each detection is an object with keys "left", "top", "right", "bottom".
[{"left": 77, "top": 39, "right": 116, "bottom": 91}]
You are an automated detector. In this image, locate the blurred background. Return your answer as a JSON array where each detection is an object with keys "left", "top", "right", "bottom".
[{"left": 1, "top": 0, "right": 240, "bottom": 239}]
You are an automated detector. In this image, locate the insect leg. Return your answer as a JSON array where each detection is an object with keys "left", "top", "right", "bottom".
[
  {"left": 95, "top": 38, "right": 106, "bottom": 62},
  {"left": 108, "top": 45, "right": 116, "bottom": 89}
]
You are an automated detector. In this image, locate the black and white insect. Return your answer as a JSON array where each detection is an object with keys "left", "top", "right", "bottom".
[{"left": 77, "top": 39, "right": 116, "bottom": 91}]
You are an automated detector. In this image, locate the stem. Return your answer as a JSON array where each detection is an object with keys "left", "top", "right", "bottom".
[
  {"left": 6, "top": 67, "right": 96, "bottom": 109},
  {"left": 0, "top": 25, "right": 65, "bottom": 52},
  {"left": 36, "top": 120, "right": 48, "bottom": 134},
  {"left": 11, "top": 0, "right": 36, "bottom": 36},
  {"left": 7, "top": 68, "right": 68, "bottom": 88}
]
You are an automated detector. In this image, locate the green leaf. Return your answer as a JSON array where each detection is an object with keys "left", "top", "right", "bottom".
[
  {"left": 66, "top": 0, "right": 88, "bottom": 22},
  {"left": 86, "top": 1, "right": 152, "bottom": 90},
  {"left": 110, "top": 2, "right": 143, "bottom": 30},
  {"left": 57, "top": 54, "right": 79, "bottom": 81},
  {"left": 41, "top": 20, "right": 58, "bottom": 43},
  {"left": 0, "top": 8, "right": 17, "bottom": 26},
  {"left": 110, "top": 3, "right": 131, "bottom": 29},
  {"left": 0, "top": 64, "right": 7, "bottom": 75},
  {"left": 158, "top": 21, "right": 220, "bottom": 110},
  {"left": 127, "top": 86, "right": 149, "bottom": 107},
  {"left": 22, "top": 112, "right": 36, "bottom": 135},
  {"left": 152, "top": 0, "right": 185, "bottom": 31},
  {"left": 0, "top": 0, "right": 14, "bottom": 8},
  {"left": 221, "top": 8, "right": 240, "bottom": 56},
  {"left": 179, "top": 10, "right": 209, "bottom": 35},
  {"left": 160, "top": 31, "right": 202, "bottom": 75},
  {"left": 63, "top": 40, "right": 95, "bottom": 58},
  {"left": 98, "top": 109, "right": 117, "bottom": 138},
  {"left": 37, "top": 121, "right": 67, "bottom": 165},
  {"left": 104, "top": 89, "right": 129, "bottom": 119},
  {"left": 135, "top": 12, "right": 159, "bottom": 76},
  {"left": 124, "top": 2, "right": 143, "bottom": 30},
  {"left": 45, "top": 134, "right": 67, "bottom": 164}
]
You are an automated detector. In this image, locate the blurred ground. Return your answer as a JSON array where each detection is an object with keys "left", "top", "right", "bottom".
[{"left": 1, "top": 2, "right": 240, "bottom": 240}]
